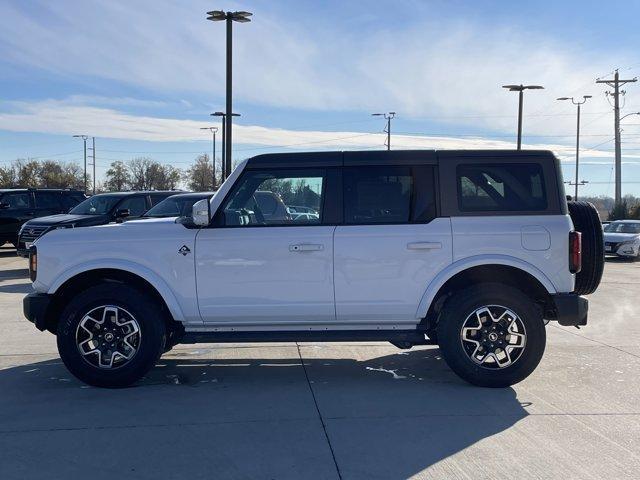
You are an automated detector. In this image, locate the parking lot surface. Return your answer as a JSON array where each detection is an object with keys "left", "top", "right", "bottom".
[{"left": 0, "top": 244, "right": 639, "bottom": 479}]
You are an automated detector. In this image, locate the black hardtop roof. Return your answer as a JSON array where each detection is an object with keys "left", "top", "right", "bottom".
[{"left": 245, "top": 149, "right": 556, "bottom": 169}]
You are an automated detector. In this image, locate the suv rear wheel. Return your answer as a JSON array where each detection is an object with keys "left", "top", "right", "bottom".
[
  {"left": 437, "top": 284, "right": 546, "bottom": 387},
  {"left": 56, "top": 282, "right": 166, "bottom": 388}
]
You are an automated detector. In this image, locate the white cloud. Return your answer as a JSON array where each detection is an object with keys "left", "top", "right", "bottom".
[
  {"left": 1, "top": 0, "right": 637, "bottom": 143},
  {"left": 2, "top": 98, "right": 636, "bottom": 165}
]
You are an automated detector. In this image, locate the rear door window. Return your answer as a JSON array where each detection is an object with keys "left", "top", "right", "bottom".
[
  {"left": 35, "top": 191, "right": 62, "bottom": 210},
  {"left": 457, "top": 163, "right": 547, "bottom": 212},
  {"left": 343, "top": 166, "right": 436, "bottom": 224},
  {"left": 1, "top": 192, "right": 30, "bottom": 209},
  {"left": 118, "top": 196, "right": 148, "bottom": 217}
]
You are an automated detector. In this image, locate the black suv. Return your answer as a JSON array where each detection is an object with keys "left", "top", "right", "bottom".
[
  {"left": 0, "top": 189, "right": 86, "bottom": 248},
  {"left": 16, "top": 190, "right": 177, "bottom": 257}
]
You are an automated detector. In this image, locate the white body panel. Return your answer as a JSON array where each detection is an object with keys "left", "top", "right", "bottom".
[
  {"left": 450, "top": 215, "right": 574, "bottom": 293},
  {"left": 195, "top": 226, "right": 336, "bottom": 327},
  {"left": 334, "top": 219, "right": 452, "bottom": 326},
  {"left": 32, "top": 218, "right": 201, "bottom": 325}
]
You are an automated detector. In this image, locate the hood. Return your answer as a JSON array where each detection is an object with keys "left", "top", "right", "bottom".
[
  {"left": 603, "top": 232, "right": 640, "bottom": 243},
  {"left": 23, "top": 213, "right": 110, "bottom": 227}
]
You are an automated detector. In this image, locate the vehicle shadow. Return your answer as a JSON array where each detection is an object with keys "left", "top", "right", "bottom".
[
  {"left": 605, "top": 256, "right": 637, "bottom": 263},
  {"left": 0, "top": 282, "right": 32, "bottom": 294},
  {"left": 0, "top": 268, "right": 29, "bottom": 280},
  {"left": 0, "top": 249, "right": 17, "bottom": 258},
  {"left": 0, "top": 348, "right": 529, "bottom": 479}
]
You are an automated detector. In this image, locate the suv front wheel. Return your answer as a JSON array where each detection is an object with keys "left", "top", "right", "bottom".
[
  {"left": 56, "top": 283, "right": 166, "bottom": 388},
  {"left": 437, "top": 284, "right": 546, "bottom": 388}
]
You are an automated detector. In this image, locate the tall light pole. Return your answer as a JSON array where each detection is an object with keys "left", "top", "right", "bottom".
[
  {"left": 200, "top": 126, "right": 218, "bottom": 187},
  {"left": 557, "top": 95, "right": 592, "bottom": 200},
  {"left": 206, "top": 10, "right": 252, "bottom": 180},
  {"left": 73, "top": 134, "right": 88, "bottom": 193},
  {"left": 371, "top": 112, "right": 396, "bottom": 150},
  {"left": 211, "top": 111, "right": 240, "bottom": 179},
  {"left": 502, "top": 84, "right": 544, "bottom": 149}
]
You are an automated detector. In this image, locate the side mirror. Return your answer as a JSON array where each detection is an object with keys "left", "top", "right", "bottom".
[{"left": 191, "top": 199, "right": 210, "bottom": 226}]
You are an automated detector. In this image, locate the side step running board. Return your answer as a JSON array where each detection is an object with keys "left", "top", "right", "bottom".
[{"left": 181, "top": 329, "right": 435, "bottom": 345}]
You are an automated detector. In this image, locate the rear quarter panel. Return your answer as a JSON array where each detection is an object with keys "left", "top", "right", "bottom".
[{"left": 450, "top": 214, "right": 574, "bottom": 293}]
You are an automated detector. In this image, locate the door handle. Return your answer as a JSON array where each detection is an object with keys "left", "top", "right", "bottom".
[
  {"left": 407, "top": 241, "right": 442, "bottom": 250},
  {"left": 290, "top": 243, "right": 324, "bottom": 252}
]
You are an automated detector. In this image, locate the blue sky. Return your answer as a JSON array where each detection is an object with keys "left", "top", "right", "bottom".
[{"left": 1, "top": 0, "right": 640, "bottom": 196}]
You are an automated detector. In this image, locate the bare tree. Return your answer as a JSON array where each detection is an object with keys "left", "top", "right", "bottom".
[
  {"left": 127, "top": 157, "right": 154, "bottom": 190},
  {"left": 185, "top": 154, "right": 213, "bottom": 192},
  {"left": 104, "top": 161, "right": 131, "bottom": 191},
  {"left": 14, "top": 159, "right": 41, "bottom": 188}
]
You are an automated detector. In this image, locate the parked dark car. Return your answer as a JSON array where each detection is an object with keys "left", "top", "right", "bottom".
[
  {"left": 141, "top": 192, "right": 214, "bottom": 219},
  {"left": 16, "top": 190, "right": 177, "bottom": 257},
  {"left": 0, "top": 189, "right": 86, "bottom": 248}
]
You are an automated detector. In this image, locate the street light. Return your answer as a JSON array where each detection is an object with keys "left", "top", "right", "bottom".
[
  {"left": 371, "top": 112, "right": 396, "bottom": 150},
  {"left": 502, "top": 84, "right": 544, "bottom": 150},
  {"left": 73, "top": 134, "right": 88, "bottom": 193},
  {"left": 200, "top": 126, "right": 219, "bottom": 188},
  {"left": 206, "top": 10, "right": 252, "bottom": 181},
  {"left": 620, "top": 112, "right": 640, "bottom": 122},
  {"left": 211, "top": 111, "right": 240, "bottom": 179},
  {"left": 557, "top": 95, "right": 592, "bottom": 200}
]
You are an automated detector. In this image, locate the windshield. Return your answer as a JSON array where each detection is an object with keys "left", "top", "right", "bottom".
[
  {"left": 604, "top": 222, "right": 640, "bottom": 234},
  {"left": 143, "top": 196, "right": 206, "bottom": 218},
  {"left": 69, "top": 196, "right": 121, "bottom": 215}
]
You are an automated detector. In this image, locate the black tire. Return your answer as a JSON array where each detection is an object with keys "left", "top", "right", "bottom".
[
  {"left": 437, "top": 284, "right": 546, "bottom": 388},
  {"left": 567, "top": 201, "right": 604, "bottom": 295},
  {"left": 57, "top": 283, "right": 166, "bottom": 388}
]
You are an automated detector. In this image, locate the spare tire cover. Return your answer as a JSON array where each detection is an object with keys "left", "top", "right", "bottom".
[{"left": 567, "top": 201, "right": 604, "bottom": 295}]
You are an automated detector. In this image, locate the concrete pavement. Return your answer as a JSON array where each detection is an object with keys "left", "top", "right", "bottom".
[{"left": 0, "top": 244, "right": 639, "bottom": 479}]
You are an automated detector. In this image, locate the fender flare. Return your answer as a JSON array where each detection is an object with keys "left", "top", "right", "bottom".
[
  {"left": 48, "top": 259, "right": 186, "bottom": 322},
  {"left": 415, "top": 254, "right": 557, "bottom": 319}
]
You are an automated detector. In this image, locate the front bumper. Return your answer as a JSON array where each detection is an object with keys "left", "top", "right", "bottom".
[
  {"left": 550, "top": 293, "right": 588, "bottom": 327},
  {"left": 605, "top": 242, "right": 640, "bottom": 258},
  {"left": 23, "top": 292, "right": 52, "bottom": 331}
]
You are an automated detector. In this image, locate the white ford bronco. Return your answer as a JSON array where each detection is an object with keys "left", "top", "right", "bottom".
[{"left": 23, "top": 150, "right": 604, "bottom": 388}]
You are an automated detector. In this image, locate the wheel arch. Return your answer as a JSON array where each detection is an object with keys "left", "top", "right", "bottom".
[
  {"left": 45, "top": 265, "right": 185, "bottom": 334},
  {"left": 417, "top": 256, "right": 556, "bottom": 328}
]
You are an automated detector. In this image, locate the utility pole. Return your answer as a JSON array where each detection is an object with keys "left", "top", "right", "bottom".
[
  {"left": 73, "top": 135, "right": 88, "bottom": 193},
  {"left": 91, "top": 137, "right": 96, "bottom": 194},
  {"left": 557, "top": 95, "right": 591, "bottom": 200},
  {"left": 502, "top": 84, "right": 544, "bottom": 149},
  {"left": 371, "top": 112, "right": 396, "bottom": 150},
  {"left": 211, "top": 111, "right": 240, "bottom": 180},
  {"left": 200, "top": 126, "right": 218, "bottom": 188},
  {"left": 597, "top": 70, "right": 637, "bottom": 204}
]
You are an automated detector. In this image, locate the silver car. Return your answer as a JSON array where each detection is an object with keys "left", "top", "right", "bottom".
[{"left": 603, "top": 220, "right": 640, "bottom": 259}]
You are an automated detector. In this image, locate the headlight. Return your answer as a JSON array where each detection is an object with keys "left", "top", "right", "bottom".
[
  {"left": 620, "top": 239, "right": 640, "bottom": 247},
  {"left": 55, "top": 224, "right": 74, "bottom": 229}
]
